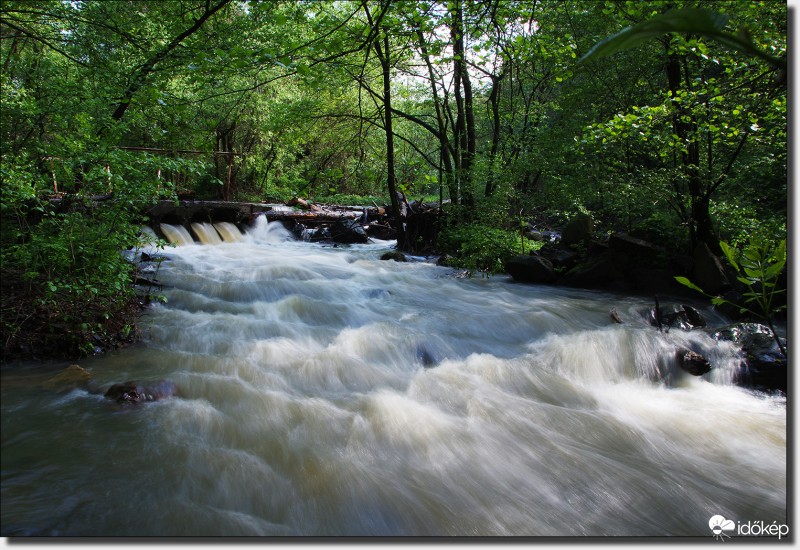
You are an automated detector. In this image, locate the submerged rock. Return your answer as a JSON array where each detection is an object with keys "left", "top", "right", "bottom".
[
  {"left": 415, "top": 344, "right": 441, "bottom": 368},
  {"left": 104, "top": 380, "right": 178, "bottom": 404}
]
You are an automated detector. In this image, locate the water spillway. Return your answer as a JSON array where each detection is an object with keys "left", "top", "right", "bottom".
[{"left": 1, "top": 216, "right": 787, "bottom": 537}]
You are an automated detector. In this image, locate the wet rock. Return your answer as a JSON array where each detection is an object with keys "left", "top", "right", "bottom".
[
  {"left": 608, "top": 233, "right": 663, "bottom": 265},
  {"left": 644, "top": 303, "right": 706, "bottom": 331},
  {"left": 610, "top": 308, "right": 623, "bottom": 324},
  {"left": 381, "top": 251, "right": 407, "bottom": 262},
  {"left": 561, "top": 256, "right": 624, "bottom": 290},
  {"left": 505, "top": 255, "right": 557, "bottom": 284},
  {"left": 41, "top": 364, "right": 91, "bottom": 391},
  {"left": 676, "top": 349, "right": 713, "bottom": 376},
  {"left": 536, "top": 243, "right": 580, "bottom": 271},
  {"left": 104, "top": 380, "right": 178, "bottom": 404},
  {"left": 712, "top": 323, "right": 787, "bottom": 393},
  {"left": 330, "top": 219, "right": 369, "bottom": 244},
  {"left": 415, "top": 345, "right": 441, "bottom": 368}
]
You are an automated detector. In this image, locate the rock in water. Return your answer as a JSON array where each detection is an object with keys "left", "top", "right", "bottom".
[
  {"left": 676, "top": 349, "right": 713, "bottom": 376},
  {"left": 330, "top": 219, "right": 369, "bottom": 244},
  {"left": 505, "top": 255, "right": 557, "bottom": 284},
  {"left": 712, "top": 323, "right": 787, "bottom": 393},
  {"left": 381, "top": 251, "right": 407, "bottom": 262},
  {"left": 104, "top": 380, "right": 177, "bottom": 404}
]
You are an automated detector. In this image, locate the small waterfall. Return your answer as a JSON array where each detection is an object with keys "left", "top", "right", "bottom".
[
  {"left": 244, "top": 214, "right": 293, "bottom": 243},
  {"left": 190, "top": 222, "right": 223, "bottom": 245},
  {"left": 139, "top": 225, "right": 159, "bottom": 243},
  {"left": 159, "top": 223, "right": 195, "bottom": 246},
  {"left": 213, "top": 222, "right": 244, "bottom": 242}
]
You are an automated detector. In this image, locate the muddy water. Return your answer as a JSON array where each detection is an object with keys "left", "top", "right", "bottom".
[{"left": 1, "top": 217, "right": 786, "bottom": 536}]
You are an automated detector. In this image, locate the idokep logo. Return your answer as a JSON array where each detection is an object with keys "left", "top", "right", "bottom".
[{"left": 709, "top": 514, "right": 790, "bottom": 541}]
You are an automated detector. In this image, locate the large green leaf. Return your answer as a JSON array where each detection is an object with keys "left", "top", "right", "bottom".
[
  {"left": 579, "top": 9, "right": 729, "bottom": 63},
  {"left": 579, "top": 8, "right": 783, "bottom": 69},
  {"left": 674, "top": 276, "right": 705, "bottom": 294}
]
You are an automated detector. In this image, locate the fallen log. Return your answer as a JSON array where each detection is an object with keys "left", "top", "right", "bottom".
[{"left": 261, "top": 209, "right": 363, "bottom": 223}]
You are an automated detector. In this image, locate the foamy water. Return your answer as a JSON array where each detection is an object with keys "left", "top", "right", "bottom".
[{"left": 1, "top": 216, "right": 787, "bottom": 537}]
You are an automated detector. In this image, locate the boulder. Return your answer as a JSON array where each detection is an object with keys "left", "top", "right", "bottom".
[
  {"left": 330, "top": 219, "right": 369, "bottom": 244},
  {"left": 560, "top": 212, "right": 593, "bottom": 247},
  {"left": 415, "top": 344, "right": 441, "bottom": 368},
  {"left": 381, "top": 251, "right": 407, "bottom": 262},
  {"left": 676, "top": 349, "right": 713, "bottom": 376},
  {"left": 712, "top": 323, "right": 787, "bottom": 393},
  {"left": 505, "top": 255, "right": 557, "bottom": 284},
  {"left": 608, "top": 233, "right": 664, "bottom": 265},
  {"left": 536, "top": 243, "right": 580, "bottom": 271},
  {"left": 560, "top": 256, "right": 624, "bottom": 289},
  {"left": 104, "top": 380, "right": 178, "bottom": 404},
  {"left": 644, "top": 303, "right": 707, "bottom": 331}
]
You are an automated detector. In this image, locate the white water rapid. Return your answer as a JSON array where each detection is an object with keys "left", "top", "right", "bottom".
[{"left": 0, "top": 216, "right": 787, "bottom": 537}]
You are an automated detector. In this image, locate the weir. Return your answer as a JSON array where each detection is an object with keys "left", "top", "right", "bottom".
[{"left": 1, "top": 216, "right": 787, "bottom": 537}]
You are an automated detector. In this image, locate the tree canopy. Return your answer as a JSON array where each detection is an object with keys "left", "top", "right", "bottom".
[{"left": 0, "top": 0, "right": 787, "bottom": 359}]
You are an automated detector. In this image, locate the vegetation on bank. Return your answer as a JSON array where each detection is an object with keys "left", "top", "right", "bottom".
[{"left": 0, "top": 0, "right": 786, "bottom": 361}]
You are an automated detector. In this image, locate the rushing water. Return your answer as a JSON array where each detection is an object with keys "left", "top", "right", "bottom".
[{"left": 1, "top": 217, "right": 787, "bottom": 537}]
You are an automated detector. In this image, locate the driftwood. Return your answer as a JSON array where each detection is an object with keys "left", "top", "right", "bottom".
[{"left": 262, "top": 209, "right": 363, "bottom": 223}]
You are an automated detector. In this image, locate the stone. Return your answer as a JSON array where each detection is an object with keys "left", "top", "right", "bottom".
[
  {"left": 536, "top": 243, "right": 580, "bottom": 270},
  {"left": 415, "top": 344, "right": 441, "bottom": 368},
  {"left": 643, "top": 302, "right": 706, "bottom": 331},
  {"left": 608, "top": 233, "right": 664, "bottom": 265},
  {"left": 560, "top": 257, "right": 623, "bottom": 289},
  {"left": 560, "top": 212, "right": 593, "bottom": 247},
  {"left": 380, "top": 251, "right": 407, "bottom": 262},
  {"left": 676, "top": 349, "right": 713, "bottom": 376},
  {"left": 104, "top": 380, "right": 178, "bottom": 404},
  {"left": 330, "top": 219, "right": 369, "bottom": 244},
  {"left": 505, "top": 255, "right": 557, "bottom": 284},
  {"left": 712, "top": 323, "right": 787, "bottom": 394}
]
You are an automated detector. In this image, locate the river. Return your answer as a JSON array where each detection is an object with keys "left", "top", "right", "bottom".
[{"left": 1, "top": 216, "right": 787, "bottom": 537}]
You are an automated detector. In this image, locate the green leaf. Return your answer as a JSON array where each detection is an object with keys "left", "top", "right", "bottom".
[
  {"left": 719, "top": 241, "right": 740, "bottom": 271},
  {"left": 579, "top": 9, "right": 728, "bottom": 64},
  {"left": 674, "top": 276, "right": 705, "bottom": 293}
]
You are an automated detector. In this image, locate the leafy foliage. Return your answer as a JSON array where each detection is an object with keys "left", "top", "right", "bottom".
[
  {"left": 0, "top": 0, "right": 786, "bottom": 358},
  {"left": 675, "top": 239, "right": 786, "bottom": 355}
]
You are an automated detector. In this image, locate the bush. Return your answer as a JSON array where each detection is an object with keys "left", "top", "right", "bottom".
[{"left": 437, "top": 223, "right": 540, "bottom": 275}]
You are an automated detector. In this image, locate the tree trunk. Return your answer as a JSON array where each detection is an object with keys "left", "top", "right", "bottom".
[
  {"left": 666, "top": 52, "right": 716, "bottom": 252},
  {"left": 375, "top": 30, "right": 406, "bottom": 248},
  {"left": 414, "top": 24, "right": 457, "bottom": 203},
  {"left": 451, "top": 0, "right": 473, "bottom": 206}
]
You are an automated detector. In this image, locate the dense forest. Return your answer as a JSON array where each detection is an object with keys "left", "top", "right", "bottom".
[{"left": 0, "top": 0, "right": 787, "bottom": 360}]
